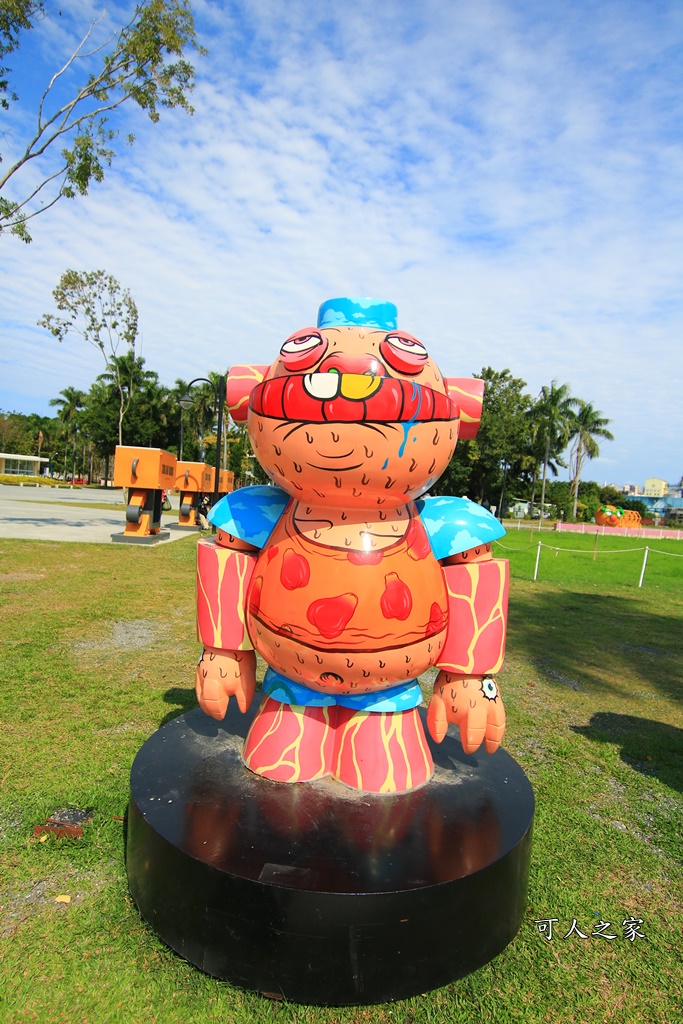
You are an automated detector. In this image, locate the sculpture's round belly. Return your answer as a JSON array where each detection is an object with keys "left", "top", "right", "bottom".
[{"left": 245, "top": 515, "right": 448, "bottom": 694}]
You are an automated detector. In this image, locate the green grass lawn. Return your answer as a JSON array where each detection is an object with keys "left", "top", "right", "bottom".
[{"left": 0, "top": 532, "right": 681, "bottom": 1024}]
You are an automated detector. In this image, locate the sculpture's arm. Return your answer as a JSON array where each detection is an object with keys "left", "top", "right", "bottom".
[
  {"left": 426, "top": 544, "right": 510, "bottom": 753},
  {"left": 195, "top": 532, "right": 259, "bottom": 720}
]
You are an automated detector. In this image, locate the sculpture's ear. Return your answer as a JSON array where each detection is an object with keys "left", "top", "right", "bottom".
[
  {"left": 444, "top": 377, "right": 485, "bottom": 439},
  {"left": 226, "top": 365, "right": 270, "bottom": 423}
]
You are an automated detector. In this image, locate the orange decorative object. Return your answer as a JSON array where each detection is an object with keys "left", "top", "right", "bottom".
[
  {"left": 595, "top": 504, "right": 642, "bottom": 528},
  {"left": 226, "top": 365, "right": 270, "bottom": 422},
  {"left": 196, "top": 539, "right": 256, "bottom": 651},
  {"left": 439, "top": 559, "right": 510, "bottom": 675},
  {"left": 444, "top": 377, "right": 485, "bottom": 439},
  {"left": 194, "top": 298, "right": 510, "bottom": 793},
  {"left": 113, "top": 446, "right": 177, "bottom": 537},
  {"left": 243, "top": 699, "right": 336, "bottom": 782},
  {"left": 219, "top": 469, "right": 234, "bottom": 493},
  {"left": 175, "top": 461, "right": 214, "bottom": 526}
]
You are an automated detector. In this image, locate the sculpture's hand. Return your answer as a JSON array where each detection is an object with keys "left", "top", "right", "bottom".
[
  {"left": 195, "top": 647, "right": 256, "bottom": 720},
  {"left": 427, "top": 671, "right": 505, "bottom": 754}
]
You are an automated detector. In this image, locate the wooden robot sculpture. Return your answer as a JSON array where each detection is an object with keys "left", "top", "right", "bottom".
[
  {"left": 126, "top": 298, "right": 534, "bottom": 1004},
  {"left": 195, "top": 296, "right": 509, "bottom": 793}
]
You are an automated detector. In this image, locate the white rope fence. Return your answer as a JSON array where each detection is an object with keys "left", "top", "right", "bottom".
[{"left": 494, "top": 539, "right": 683, "bottom": 587}]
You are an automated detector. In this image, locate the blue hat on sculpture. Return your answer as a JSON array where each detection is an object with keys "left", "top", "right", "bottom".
[{"left": 317, "top": 297, "right": 398, "bottom": 331}]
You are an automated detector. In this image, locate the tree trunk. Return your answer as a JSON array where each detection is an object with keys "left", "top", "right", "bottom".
[
  {"left": 571, "top": 438, "right": 584, "bottom": 519},
  {"left": 539, "top": 435, "right": 550, "bottom": 522}
]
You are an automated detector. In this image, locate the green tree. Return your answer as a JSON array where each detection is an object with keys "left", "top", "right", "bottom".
[
  {"left": 576, "top": 480, "right": 603, "bottom": 522},
  {"left": 528, "top": 381, "right": 577, "bottom": 515},
  {"left": 39, "top": 271, "right": 139, "bottom": 446},
  {"left": 569, "top": 402, "right": 614, "bottom": 518},
  {"left": 49, "top": 385, "right": 86, "bottom": 479},
  {"left": 124, "top": 367, "right": 173, "bottom": 448},
  {"left": 82, "top": 353, "right": 173, "bottom": 454},
  {"left": 82, "top": 380, "right": 119, "bottom": 464},
  {"left": 0, "top": 409, "right": 33, "bottom": 454},
  {"left": 223, "top": 423, "right": 268, "bottom": 486},
  {"left": 179, "top": 377, "right": 218, "bottom": 461},
  {"left": 1, "top": 0, "right": 205, "bottom": 241},
  {"left": 434, "top": 367, "right": 531, "bottom": 507},
  {"left": 599, "top": 485, "right": 626, "bottom": 507},
  {"left": 0, "top": 2, "right": 43, "bottom": 110},
  {"left": 169, "top": 378, "right": 194, "bottom": 460},
  {"left": 544, "top": 480, "right": 573, "bottom": 521}
]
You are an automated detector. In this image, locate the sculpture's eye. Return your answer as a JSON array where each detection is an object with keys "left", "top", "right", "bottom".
[
  {"left": 380, "top": 333, "right": 429, "bottom": 375},
  {"left": 280, "top": 329, "right": 328, "bottom": 371}
]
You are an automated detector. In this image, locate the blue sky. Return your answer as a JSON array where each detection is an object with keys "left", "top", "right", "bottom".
[{"left": 1, "top": 0, "right": 681, "bottom": 488}]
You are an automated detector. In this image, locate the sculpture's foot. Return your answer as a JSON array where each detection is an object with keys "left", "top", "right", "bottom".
[
  {"left": 243, "top": 697, "right": 336, "bottom": 782},
  {"left": 334, "top": 707, "right": 434, "bottom": 793}
]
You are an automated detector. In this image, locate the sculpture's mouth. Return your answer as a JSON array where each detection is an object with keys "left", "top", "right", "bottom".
[{"left": 250, "top": 373, "right": 458, "bottom": 424}]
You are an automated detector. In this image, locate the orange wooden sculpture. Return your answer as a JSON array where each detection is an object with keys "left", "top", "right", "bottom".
[{"left": 195, "top": 298, "right": 509, "bottom": 793}]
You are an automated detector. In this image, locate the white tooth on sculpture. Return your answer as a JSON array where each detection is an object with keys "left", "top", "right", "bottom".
[{"left": 303, "top": 372, "right": 340, "bottom": 400}]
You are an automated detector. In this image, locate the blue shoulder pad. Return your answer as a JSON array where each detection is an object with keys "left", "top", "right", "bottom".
[
  {"left": 416, "top": 495, "right": 505, "bottom": 559},
  {"left": 208, "top": 485, "right": 289, "bottom": 548}
]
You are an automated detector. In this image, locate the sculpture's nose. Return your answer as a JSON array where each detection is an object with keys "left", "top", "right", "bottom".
[{"left": 318, "top": 353, "right": 385, "bottom": 377}]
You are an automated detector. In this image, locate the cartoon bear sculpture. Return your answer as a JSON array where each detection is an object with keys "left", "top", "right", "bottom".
[{"left": 195, "top": 297, "right": 510, "bottom": 793}]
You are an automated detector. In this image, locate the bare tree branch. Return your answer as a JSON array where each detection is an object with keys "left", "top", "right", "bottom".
[{"left": 1, "top": 1, "right": 206, "bottom": 241}]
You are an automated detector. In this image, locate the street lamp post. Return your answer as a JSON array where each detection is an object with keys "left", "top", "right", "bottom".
[
  {"left": 179, "top": 375, "right": 227, "bottom": 510},
  {"left": 498, "top": 458, "right": 509, "bottom": 521}
]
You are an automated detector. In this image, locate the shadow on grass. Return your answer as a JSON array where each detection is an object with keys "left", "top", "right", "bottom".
[
  {"left": 508, "top": 588, "right": 683, "bottom": 703},
  {"left": 570, "top": 713, "right": 683, "bottom": 793},
  {"left": 160, "top": 686, "right": 197, "bottom": 727}
]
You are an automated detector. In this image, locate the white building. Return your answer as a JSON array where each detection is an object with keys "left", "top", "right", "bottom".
[{"left": 0, "top": 453, "right": 50, "bottom": 476}]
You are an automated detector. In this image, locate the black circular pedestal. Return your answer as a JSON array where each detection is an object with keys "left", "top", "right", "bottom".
[{"left": 126, "top": 704, "right": 534, "bottom": 1005}]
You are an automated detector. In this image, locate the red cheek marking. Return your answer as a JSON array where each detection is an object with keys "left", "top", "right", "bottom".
[
  {"left": 406, "top": 517, "right": 432, "bottom": 560},
  {"left": 280, "top": 548, "right": 311, "bottom": 589},
  {"left": 306, "top": 593, "right": 358, "bottom": 639},
  {"left": 380, "top": 572, "right": 413, "bottom": 621}
]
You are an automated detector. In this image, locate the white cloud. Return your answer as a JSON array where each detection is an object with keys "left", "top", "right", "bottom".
[{"left": 1, "top": 0, "right": 681, "bottom": 485}]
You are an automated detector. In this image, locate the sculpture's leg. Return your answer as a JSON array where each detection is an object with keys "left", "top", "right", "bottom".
[
  {"left": 334, "top": 707, "right": 434, "bottom": 793},
  {"left": 243, "top": 696, "right": 337, "bottom": 783}
]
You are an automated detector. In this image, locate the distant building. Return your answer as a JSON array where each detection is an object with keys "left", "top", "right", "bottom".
[
  {"left": 643, "top": 477, "right": 669, "bottom": 497},
  {"left": 0, "top": 452, "right": 49, "bottom": 476}
]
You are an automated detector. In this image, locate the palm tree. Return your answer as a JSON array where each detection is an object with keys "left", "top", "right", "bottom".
[
  {"left": 98, "top": 350, "right": 155, "bottom": 445},
  {"left": 172, "top": 378, "right": 191, "bottom": 460},
  {"left": 49, "top": 386, "right": 86, "bottom": 480},
  {"left": 528, "top": 381, "right": 577, "bottom": 517},
  {"left": 190, "top": 381, "right": 217, "bottom": 461},
  {"left": 25, "top": 413, "right": 54, "bottom": 471},
  {"left": 569, "top": 402, "right": 614, "bottom": 518}
]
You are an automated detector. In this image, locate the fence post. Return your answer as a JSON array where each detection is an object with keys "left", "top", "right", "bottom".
[
  {"left": 533, "top": 540, "right": 542, "bottom": 581},
  {"left": 638, "top": 546, "right": 649, "bottom": 588}
]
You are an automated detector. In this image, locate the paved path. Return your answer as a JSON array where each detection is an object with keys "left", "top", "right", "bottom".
[{"left": 0, "top": 484, "right": 195, "bottom": 545}]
